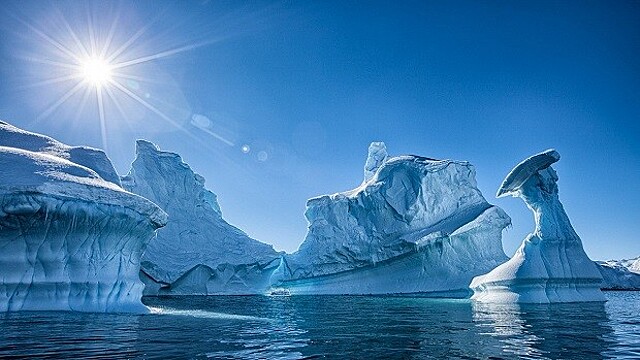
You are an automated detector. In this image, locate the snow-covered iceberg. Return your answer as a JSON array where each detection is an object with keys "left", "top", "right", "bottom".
[
  {"left": 272, "top": 142, "right": 511, "bottom": 296},
  {"left": 597, "top": 257, "right": 640, "bottom": 290},
  {"left": 122, "top": 140, "right": 281, "bottom": 295},
  {"left": 0, "top": 121, "right": 166, "bottom": 312},
  {"left": 470, "top": 150, "right": 605, "bottom": 303}
]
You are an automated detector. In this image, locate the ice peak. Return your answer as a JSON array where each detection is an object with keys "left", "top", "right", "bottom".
[
  {"left": 135, "top": 139, "right": 160, "bottom": 154},
  {"left": 363, "top": 141, "right": 389, "bottom": 182}
]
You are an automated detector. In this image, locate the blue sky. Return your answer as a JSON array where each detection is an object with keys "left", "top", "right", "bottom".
[{"left": 0, "top": 1, "right": 638, "bottom": 260}]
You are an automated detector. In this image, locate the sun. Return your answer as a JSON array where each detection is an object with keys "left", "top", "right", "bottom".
[
  {"left": 80, "top": 58, "right": 112, "bottom": 87},
  {"left": 18, "top": 3, "right": 234, "bottom": 154}
]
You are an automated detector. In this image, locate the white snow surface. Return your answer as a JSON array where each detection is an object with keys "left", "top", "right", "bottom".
[
  {"left": 122, "top": 140, "right": 281, "bottom": 295},
  {"left": 471, "top": 150, "right": 605, "bottom": 303},
  {"left": 596, "top": 257, "right": 640, "bottom": 290},
  {"left": 272, "top": 142, "right": 511, "bottom": 295},
  {"left": 0, "top": 121, "right": 166, "bottom": 312}
]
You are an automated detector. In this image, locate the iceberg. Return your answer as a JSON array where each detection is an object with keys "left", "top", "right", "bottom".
[
  {"left": 596, "top": 257, "right": 640, "bottom": 290},
  {"left": 272, "top": 142, "right": 511, "bottom": 296},
  {"left": 470, "top": 150, "right": 605, "bottom": 303},
  {"left": 0, "top": 121, "right": 166, "bottom": 312},
  {"left": 122, "top": 140, "right": 281, "bottom": 295}
]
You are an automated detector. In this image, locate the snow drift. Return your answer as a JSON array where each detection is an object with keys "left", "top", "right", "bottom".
[
  {"left": 0, "top": 121, "right": 166, "bottom": 312},
  {"left": 272, "top": 142, "right": 511, "bottom": 296},
  {"left": 122, "top": 140, "right": 281, "bottom": 295},
  {"left": 470, "top": 150, "right": 605, "bottom": 303}
]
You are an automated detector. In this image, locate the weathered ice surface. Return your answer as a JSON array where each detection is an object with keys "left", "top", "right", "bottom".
[
  {"left": 471, "top": 150, "right": 605, "bottom": 303},
  {"left": 597, "top": 257, "right": 640, "bottom": 290},
  {"left": 0, "top": 121, "right": 166, "bottom": 312},
  {"left": 271, "top": 142, "right": 511, "bottom": 295},
  {"left": 122, "top": 141, "right": 281, "bottom": 295}
]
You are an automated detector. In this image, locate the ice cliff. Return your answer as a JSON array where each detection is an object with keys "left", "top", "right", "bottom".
[
  {"left": 597, "top": 257, "right": 640, "bottom": 290},
  {"left": 0, "top": 121, "right": 166, "bottom": 312},
  {"left": 122, "top": 140, "right": 281, "bottom": 295},
  {"left": 471, "top": 150, "right": 605, "bottom": 303},
  {"left": 272, "top": 142, "right": 511, "bottom": 296}
]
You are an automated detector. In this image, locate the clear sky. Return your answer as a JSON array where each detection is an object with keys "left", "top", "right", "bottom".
[{"left": 0, "top": 0, "right": 638, "bottom": 260}]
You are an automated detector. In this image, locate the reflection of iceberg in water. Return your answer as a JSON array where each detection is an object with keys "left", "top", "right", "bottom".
[{"left": 473, "top": 301, "right": 614, "bottom": 359}]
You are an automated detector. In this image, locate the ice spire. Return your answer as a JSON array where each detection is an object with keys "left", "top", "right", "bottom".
[
  {"left": 363, "top": 141, "right": 388, "bottom": 182},
  {"left": 471, "top": 149, "right": 605, "bottom": 303}
]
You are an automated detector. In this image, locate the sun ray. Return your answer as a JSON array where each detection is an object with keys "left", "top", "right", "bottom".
[
  {"left": 73, "top": 87, "right": 93, "bottom": 123},
  {"left": 96, "top": 86, "right": 109, "bottom": 153},
  {"left": 18, "top": 74, "right": 81, "bottom": 90},
  {"left": 111, "top": 40, "right": 221, "bottom": 69},
  {"left": 104, "top": 7, "right": 171, "bottom": 64},
  {"left": 110, "top": 71, "right": 166, "bottom": 86},
  {"left": 109, "top": 79, "right": 185, "bottom": 129},
  {"left": 103, "top": 84, "right": 134, "bottom": 131},
  {"left": 86, "top": 8, "right": 98, "bottom": 56},
  {"left": 54, "top": 6, "right": 90, "bottom": 59},
  {"left": 23, "top": 57, "right": 79, "bottom": 70},
  {"left": 110, "top": 79, "right": 223, "bottom": 151},
  {"left": 100, "top": 11, "right": 121, "bottom": 59},
  {"left": 12, "top": 14, "right": 83, "bottom": 63},
  {"left": 199, "top": 126, "right": 235, "bottom": 147},
  {"left": 36, "top": 81, "right": 85, "bottom": 121}
]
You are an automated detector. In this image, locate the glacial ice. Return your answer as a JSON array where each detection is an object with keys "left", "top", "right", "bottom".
[
  {"left": 470, "top": 150, "right": 605, "bottom": 303},
  {"left": 271, "top": 142, "right": 511, "bottom": 295},
  {"left": 0, "top": 121, "right": 166, "bottom": 312},
  {"left": 122, "top": 140, "right": 281, "bottom": 295},
  {"left": 597, "top": 257, "right": 640, "bottom": 290}
]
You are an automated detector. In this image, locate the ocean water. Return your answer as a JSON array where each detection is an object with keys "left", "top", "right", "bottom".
[{"left": 1, "top": 292, "right": 638, "bottom": 359}]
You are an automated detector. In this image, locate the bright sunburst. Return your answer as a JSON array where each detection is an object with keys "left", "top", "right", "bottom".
[
  {"left": 13, "top": 2, "right": 234, "bottom": 153},
  {"left": 80, "top": 57, "right": 112, "bottom": 87}
]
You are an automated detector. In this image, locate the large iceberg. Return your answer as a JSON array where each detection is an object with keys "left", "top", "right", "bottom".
[
  {"left": 470, "top": 150, "right": 605, "bottom": 303},
  {"left": 122, "top": 140, "right": 281, "bottom": 295},
  {"left": 0, "top": 121, "right": 166, "bottom": 312},
  {"left": 272, "top": 142, "right": 511, "bottom": 296},
  {"left": 596, "top": 257, "right": 640, "bottom": 290}
]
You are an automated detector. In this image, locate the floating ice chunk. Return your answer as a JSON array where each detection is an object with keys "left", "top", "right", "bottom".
[
  {"left": 471, "top": 150, "right": 605, "bottom": 303},
  {"left": 272, "top": 142, "right": 511, "bottom": 295}
]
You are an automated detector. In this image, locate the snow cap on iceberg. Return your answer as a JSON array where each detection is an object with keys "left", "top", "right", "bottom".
[
  {"left": 0, "top": 121, "right": 166, "bottom": 225},
  {"left": 0, "top": 120, "right": 122, "bottom": 186}
]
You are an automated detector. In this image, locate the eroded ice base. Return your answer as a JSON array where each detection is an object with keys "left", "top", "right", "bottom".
[{"left": 0, "top": 193, "right": 158, "bottom": 312}]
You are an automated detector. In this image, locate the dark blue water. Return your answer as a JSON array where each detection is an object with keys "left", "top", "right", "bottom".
[{"left": 1, "top": 292, "right": 638, "bottom": 359}]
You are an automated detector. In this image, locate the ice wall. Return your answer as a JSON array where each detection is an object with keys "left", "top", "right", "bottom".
[
  {"left": 471, "top": 150, "right": 605, "bottom": 303},
  {"left": 0, "top": 121, "right": 166, "bottom": 312},
  {"left": 122, "top": 140, "right": 281, "bottom": 295},
  {"left": 272, "top": 142, "right": 511, "bottom": 295}
]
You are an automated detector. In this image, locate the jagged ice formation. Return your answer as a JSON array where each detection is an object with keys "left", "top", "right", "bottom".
[
  {"left": 122, "top": 140, "right": 281, "bottom": 295},
  {"left": 271, "top": 142, "right": 511, "bottom": 295}
]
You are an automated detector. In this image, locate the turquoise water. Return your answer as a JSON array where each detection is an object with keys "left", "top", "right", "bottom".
[{"left": 1, "top": 292, "right": 638, "bottom": 359}]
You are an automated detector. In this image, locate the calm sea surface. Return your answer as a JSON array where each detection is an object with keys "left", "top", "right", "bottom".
[{"left": 1, "top": 292, "right": 638, "bottom": 359}]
